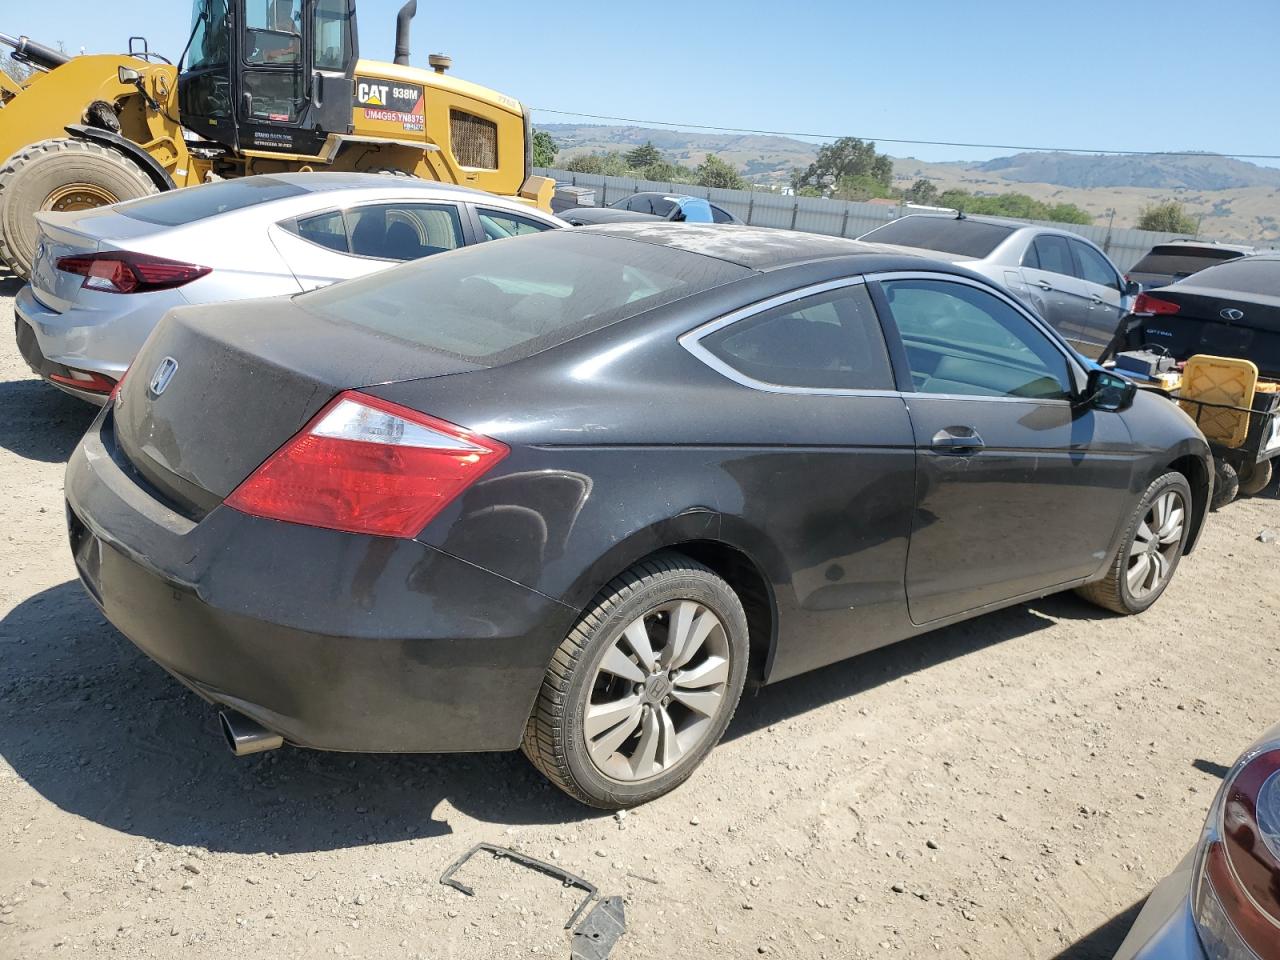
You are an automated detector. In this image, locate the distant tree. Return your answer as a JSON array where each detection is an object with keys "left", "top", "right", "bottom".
[
  {"left": 933, "top": 188, "right": 1092, "bottom": 224},
  {"left": 832, "top": 174, "right": 894, "bottom": 202},
  {"left": 793, "top": 137, "right": 893, "bottom": 195},
  {"left": 637, "top": 160, "right": 696, "bottom": 185},
  {"left": 695, "top": 154, "right": 746, "bottom": 190},
  {"left": 904, "top": 178, "right": 939, "bottom": 205},
  {"left": 1137, "top": 201, "right": 1197, "bottom": 233},
  {"left": 625, "top": 141, "right": 663, "bottom": 169},
  {"left": 1, "top": 54, "right": 35, "bottom": 85},
  {"left": 563, "top": 151, "right": 634, "bottom": 177},
  {"left": 531, "top": 130, "right": 558, "bottom": 168}
]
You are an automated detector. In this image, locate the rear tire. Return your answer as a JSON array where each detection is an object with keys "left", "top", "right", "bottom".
[
  {"left": 522, "top": 552, "right": 749, "bottom": 808},
  {"left": 0, "top": 138, "right": 157, "bottom": 279},
  {"left": 1211, "top": 458, "right": 1239, "bottom": 510},
  {"left": 1238, "top": 459, "right": 1274, "bottom": 498},
  {"left": 1076, "top": 471, "right": 1192, "bottom": 615}
]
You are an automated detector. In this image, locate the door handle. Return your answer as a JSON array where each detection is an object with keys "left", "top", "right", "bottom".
[
  {"left": 1036, "top": 280, "right": 1053, "bottom": 291},
  {"left": 931, "top": 427, "right": 984, "bottom": 451},
  {"left": 1090, "top": 295, "right": 1104, "bottom": 305}
]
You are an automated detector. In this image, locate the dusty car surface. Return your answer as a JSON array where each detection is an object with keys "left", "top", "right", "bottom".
[
  {"left": 560, "top": 192, "right": 742, "bottom": 226},
  {"left": 859, "top": 213, "right": 1137, "bottom": 358},
  {"left": 13, "top": 172, "right": 563, "bottom": 403},
  {"left": 65, "top": 223, "right": 1212, "bottom": 808}
]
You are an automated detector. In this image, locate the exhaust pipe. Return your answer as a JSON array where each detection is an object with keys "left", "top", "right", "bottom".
[
  {"left": 219, "top": 709, "right": 283, "bottom": 757},
  {"left": 393, "top": 0, "right": 417, "bottom": 66}
]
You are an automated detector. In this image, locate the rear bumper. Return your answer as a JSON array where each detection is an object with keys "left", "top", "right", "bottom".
[
  {"left": 1112, "top": 851, "right": 1206, "bottom": 960},
  {"left": 15, "top": 287, "right": 119, "bottom": 405},
  {"left": 65, "top": 409, "right": 577, "bottom": 753}
]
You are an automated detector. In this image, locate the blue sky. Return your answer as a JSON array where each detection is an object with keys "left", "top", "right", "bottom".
[{"left": 9, "top": 0, "right": 1278, "bottom": 164}]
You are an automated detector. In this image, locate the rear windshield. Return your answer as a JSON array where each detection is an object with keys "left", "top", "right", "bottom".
[
  {"left": 860, "top": 217, "right": 1014, "bottom": 259},
  {"left": 1182, "top": 257, "right": 1280, "bottom": 296},
  {"left": 297, "top": 230, "right": 750, "bottom": 364},
  {"left": 1130, "top": 246, "right": 1245, "bottom": 278},
  {"left": 116, "top": 177, "right": 308, "bottom": 226}
]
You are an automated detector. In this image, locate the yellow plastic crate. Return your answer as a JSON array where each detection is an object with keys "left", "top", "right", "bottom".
[{"left": 1178, "top": 355, "right": 1259, "bottom": 448}]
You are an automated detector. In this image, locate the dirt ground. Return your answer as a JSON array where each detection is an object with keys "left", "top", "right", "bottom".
[{"left": 1, "top": 273, "right": 1278, "bottom": 960}]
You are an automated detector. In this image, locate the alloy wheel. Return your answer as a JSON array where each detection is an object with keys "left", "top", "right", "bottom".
[
  {"left": 583, "top": 600, "right": 732, "bottom": 782},
  {"left": 1126, "top": 490, "right": 1186, "bottom": 600}
]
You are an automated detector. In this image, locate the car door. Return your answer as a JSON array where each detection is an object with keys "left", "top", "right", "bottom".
[
  {"left": 1019, "top": 234, "right": 1093, "bottom": 349},
  {"left": 268, "top": 200, "right": 467, "bottom": 290},
  {"left": 1068, "top": 238, "right": 1127, "bottom": 358},
  {"left": 872, "top": 274, "right": 1137, "bottom": 624}
]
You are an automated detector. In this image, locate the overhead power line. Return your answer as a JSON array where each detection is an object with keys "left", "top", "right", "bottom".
[{"left": 530, "top": 108, "right": 1280, "bottom": 162}]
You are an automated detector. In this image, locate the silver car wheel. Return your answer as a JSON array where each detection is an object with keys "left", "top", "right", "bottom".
[
  {"left": 583, "top": 600, "right": 732, "bottom": 782},
  {"left": 1126, "top": 490, "right": 1186, "bottom": 599}
]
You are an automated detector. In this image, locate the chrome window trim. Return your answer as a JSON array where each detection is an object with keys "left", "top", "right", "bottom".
[
  {"left": 678, "top": 277, "right": 904, "bottom": 398},
  {"left": 867, "top": 269, "right": 1083, "bottom": 406}
]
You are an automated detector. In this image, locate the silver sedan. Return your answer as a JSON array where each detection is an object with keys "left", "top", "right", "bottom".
[
  {"left": 14, "top": 173, "right": 564, "bottom": 404},
  {"left": 860, "top": 214, "right": 1139, "bottom": 358}
]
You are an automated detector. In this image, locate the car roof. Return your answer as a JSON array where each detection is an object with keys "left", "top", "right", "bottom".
[
  {"left": 252, "top": 172, "right": 535, "bottom": 207},
  {"left": 575, "top": 222, "right": 967, "bottom": 272},
  {"left": 889, "top": 212, "right": 1081, "bottom": 238}
]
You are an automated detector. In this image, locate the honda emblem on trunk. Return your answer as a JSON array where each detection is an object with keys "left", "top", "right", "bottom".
[
  {"left": 147, "top": 357, "right": 179, "bottom": 398},
  {"left": 1220, "top": 307, "right": 1245, "bottom": 322}
]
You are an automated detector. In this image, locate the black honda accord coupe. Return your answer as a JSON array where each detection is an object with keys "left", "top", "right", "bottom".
[{"left": 66, "top": 223, "right": 1212, "bottom": 807}]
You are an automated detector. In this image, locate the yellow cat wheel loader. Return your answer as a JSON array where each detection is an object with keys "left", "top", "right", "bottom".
[{"left": 0, "top": 0, "right": 553, "bottom": 278}]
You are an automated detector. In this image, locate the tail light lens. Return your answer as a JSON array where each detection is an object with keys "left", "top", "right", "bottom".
[
  {"left": 1193, "top": 746, "right": 1280, "bottom": 959},
  {"left": 1132, "top": 292, "right": 1181, "bottom": 316},
  {"left": 49, "top": 369, "right": 116, "bottom": 395},
  {"left": 56, "top": 252, "right": 211, "bottom": 294},
  {"left": 225, "top": 391, "right": 508, "bottom": 538}
]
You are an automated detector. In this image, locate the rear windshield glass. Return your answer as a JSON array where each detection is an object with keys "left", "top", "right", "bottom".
[
  {"left": 860, "top": 217, "right": 1014, "bottom": 259},
  {"left": 297, "top": 230, "right": 751, "bottom": 365},
  {"left": 1182, "top": 257, "right": 1280, "bottom": 296},
  {"left": 116, "top": 177, "right": 308, "bottom": 226},
  {"left": 1130, "top": 246, "right": 1245, "bottom": 278}
]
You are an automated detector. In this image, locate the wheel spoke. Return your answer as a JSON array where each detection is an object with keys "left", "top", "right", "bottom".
[
  {"left": 599, "top": 644, "right": 645, "bottom": 684},
  {"left": 671, "top": 610, "right": 718, "bottom": 670},
  {"left": 630, "top": 707, "right": 661, "bottom": 779},
  {"left": 1152, "top": 494, "right": 1169, "bottom": 530},
  {"left": 671, "top": 687, "right": 722, "bottom": 717},
  {"left": 587, "top": 703, "right": 644, "bottom": 765},
  {"left": 657, "top": 706, "right": 683, "bottom": 767},
  {"left": 665, "top": 601, "right": 698, "bottom": 668},
  {"left": 1134, "top": 521, "right": 1154, "bottom": 545},
  {"left": 585, "top": 693, "right": 642, "bottom": 739},
  {"left": 1152, "top": 550, "right": 1170, "bottom": 585},
  {"left": 1157, "top": 507, "right": 1184, "bottom": 544},
  {"left": 1127, "top": 554, "right": 1151, "bottom": 593},
  {"left": 674, "top": 655, "right": 729, "bottom": 689},
  {"left": 622, "top": 620, "right": 658, "bottom": 672}
]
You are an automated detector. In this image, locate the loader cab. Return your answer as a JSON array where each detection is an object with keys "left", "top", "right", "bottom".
[{"left": 179, "top": 0, "right": 358, "bottom": 156}]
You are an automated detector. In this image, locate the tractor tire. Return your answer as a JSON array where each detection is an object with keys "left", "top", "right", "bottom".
[
  {"left": 0, "top": 138, "right": 158, "bottom": 279},
  {"left": 1210, "top": 458, "right": 1239, "bottom": 510},
  {"left": 1238, "top": 459, "right": 1274, "bottom": 498}
]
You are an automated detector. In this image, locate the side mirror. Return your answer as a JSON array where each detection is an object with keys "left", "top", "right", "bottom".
[
  {"left": 1123, "top": 278, "right": 1142, "bottom": 297},
  {"left": 1081, "top": 368, "right": 1137, "bottom": 412},
  {"left": 118, "top": 66, "right": 141, "bottom": 84}
]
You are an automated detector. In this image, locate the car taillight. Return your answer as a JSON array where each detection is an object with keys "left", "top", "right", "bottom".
[
  {"left": 225, "top": 391, "right": 508, "bottom": 538},
  {"left": 1132, "top": 293, "right": 1180, "bottom": 316},
  {"left": 1193, "top": 747, "right": 1280, "bottom": 960},
  {"left": 56, "top": 252, "right": 211, "bottom": 294},
  {"left": 49, "top": 369, "right": 116, "bottom": 395}
]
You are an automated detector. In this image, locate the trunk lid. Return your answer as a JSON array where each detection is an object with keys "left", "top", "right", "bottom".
[
  {"left": 112, "top": 296, "right": 482, "bottom": 515},
  {"left": 30, "top": 209, "right": 175, "bottom": 313},
  {"left": 1131, "top": 285, "right": 1280, "bottom": 379}
]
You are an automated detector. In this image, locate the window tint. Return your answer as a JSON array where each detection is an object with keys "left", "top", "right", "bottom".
[
  {"left": 710, "top": 205, "right": 736, "bottom": 224},
  {"left": 294, "top": 210, "right": 348, "bottom": 252},
  {"left": 1130, "top": 247, "right": 1247, "bottom": 279},
  {"left": 1186, "top": 257, "right": 1280, "bottom": 295},
  {"left": 243, "top": 69, "right": 302, "bottom": 120},
  {"left": 1071, "top": 240, "right": 1119, "bottom": 289},
  {"left": 650, "top": 197, "right": 677, "bottom": 218},
  {"left": 313, "top": 0, "right": 351, "bottom": 69},
  {"left": 882, "top": 278, "right": 1071, "bottom": 400},
  {"left": 117, "top": 176, "right": 307, "bottom": 225},
  {"left": 347, "top": 203, "right": 464, "bottom": 260},
  {"left": 186, "top": 0, "right": 229, "bottom": 70},
  {"left": 298, "top": 230, "right": 750, "bottom": 365},
  {"left": 1021, "top": 242, "right": 1040, "bottom": 269},
  {"left": 700, "top": 285, "right": 893, "bottom": 391},
  {"left": 860, "top": 217, "right": 1014, "bottom": 258},
  {"left": 477, "top": 208, "right": 554, "bottom": 241},
  {"left": 1031, "top": 235, "right": 1074, "bottom": 277}
]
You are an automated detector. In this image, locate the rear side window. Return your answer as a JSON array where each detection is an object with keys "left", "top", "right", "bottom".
[
  {"left": 1131, "top": 247, "right": 1247, "bottom": 279},
  {"left": 477, "top": 208, "right": 554, "bottom": 240},
  {"left": 699, "top": 284, "right": 893, "bottom": 391},
  {"left": 1030, "top": 235, "right": 1073, "bottom": 277},
  {"left": 710, "top": 205, "right": 736, "bottom": 224},
  {"left": 1186, "top": 257, "right": 1280, "bottom": 295},
  {"left": 1070, "top": 239, "right": 1119, "bottom": 288},
  {"left": 290, "top": 202, "right": 464, "bottom": 260},
  {"left": 117, "top": 177, "right": 307, "bottom": 225},
  {"left": 860, "top": 217, "right": 1014, "bottom": 258},
  {"left": 298, "top": 230, "right": 750, "bottom": 365}
]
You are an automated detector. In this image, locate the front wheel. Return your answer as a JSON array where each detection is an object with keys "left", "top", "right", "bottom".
[
  {"left": 522, "top": 553, "right": 749, "bottom": 808},
  {"left": 1076, "top": 471, "right": 1192, "bottom": 615}
]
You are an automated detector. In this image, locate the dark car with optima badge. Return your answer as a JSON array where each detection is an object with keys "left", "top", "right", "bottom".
[{"left": 66, "top": 223, "right": 1213, "bottom": 808}]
